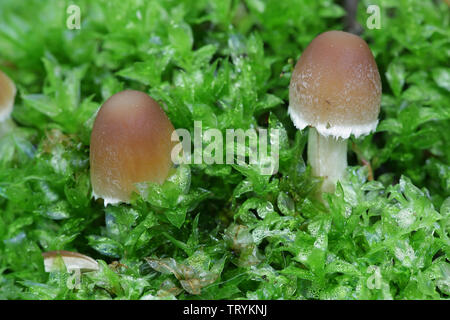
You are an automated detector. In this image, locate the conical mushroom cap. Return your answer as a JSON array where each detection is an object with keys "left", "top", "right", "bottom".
[
  {"left": 90, "top": 90, "right": 177, "bottom": 205},
  {"left": 289, "top": 31, "right": 381, "bottom": 139},
  {"left": 0, "top": 70, "right": 16, "bottom": 122}
]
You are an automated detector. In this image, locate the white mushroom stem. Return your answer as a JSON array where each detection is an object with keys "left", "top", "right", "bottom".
[{"left": 307, "top": 127, "right": 348, "bottom": 193}]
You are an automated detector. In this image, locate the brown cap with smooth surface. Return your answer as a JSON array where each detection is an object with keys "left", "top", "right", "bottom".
[
  {"left": 0, "top": 70, "right": 16, "bottom": 122},
  {"left": 289, "top": 30, "right": 381, "bottom": 139},
  {"left": 90, "top": 90, "right": 176, "bottom": 205}
]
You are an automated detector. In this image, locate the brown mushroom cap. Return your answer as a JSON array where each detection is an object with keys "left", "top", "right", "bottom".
[
  {"left": 90, "top": 90, "right": 177, "bottom": 205},
  {"left": 0, "top": 70, "right": 16, "bottom": 122},
  {"left": 289, "top": 30, "right": 381, "bottom": 139}
]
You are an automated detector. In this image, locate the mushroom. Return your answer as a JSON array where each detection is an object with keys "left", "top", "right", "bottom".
[
  {"left": 42, "top": 250, "right": 99, "bottom": 273},
  {"left": 90, "top": 90, "right": 177, "bottom": 205},
  {"left": 289, "top": 31, "right": 381, "bottom": 193},
  {"left": 42, "top": 251, "right": 99, "bottom": 289},
  {"left": 0, "top": 69, "right": 16, "bottom": 137}
]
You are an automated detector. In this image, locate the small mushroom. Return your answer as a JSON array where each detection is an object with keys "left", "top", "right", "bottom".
[
  {"left": 42, "top": 250, "right": 99, "bottom": 273},
  {"left": 289, "top": 31, "right": 381, "bottom": 193},
  {"left": 0, "top": 69, "right": 16, "bottom": 137},
  {"left": 90, "top": 90, "right": 177, "bottom": 205}
]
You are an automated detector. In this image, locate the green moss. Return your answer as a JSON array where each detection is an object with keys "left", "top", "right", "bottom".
[{"left": 0, "top": 0, "right": 448, "bottom": 300}]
